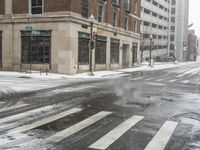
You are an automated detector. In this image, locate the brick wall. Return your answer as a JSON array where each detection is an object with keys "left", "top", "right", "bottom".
[
  {"left": 0, "top": 0, "right": 5, "bottom": 14},
  {"left": 12, "top": 0, "right": 28, "bottom": 14},
  {"left": 44, "top": 0, "right": 71, "bottom": 12}
]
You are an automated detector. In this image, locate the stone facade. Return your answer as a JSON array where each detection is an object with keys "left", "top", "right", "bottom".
[{"left": 0, "top": 0, "right": 141, "bottom": 74}]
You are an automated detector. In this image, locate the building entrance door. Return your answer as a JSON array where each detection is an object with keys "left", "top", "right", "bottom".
[
  {"left": 122, "top": 44, "right": 129, "bottom": 68},
  {"left": 0, "top": 32, "right": 2, "bottom": 68}
]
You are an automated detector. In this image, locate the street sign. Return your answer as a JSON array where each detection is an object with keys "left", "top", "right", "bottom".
[
  {"left": 32, "top": 31, "right": 40, "bottom": 35},
  {"left": 26, "top": 25, "right": 33, "bottom": 31}
]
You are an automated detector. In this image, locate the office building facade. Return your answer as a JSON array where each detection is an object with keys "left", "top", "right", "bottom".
[{"left": 0, "top": 0, "right": 141, "bottom": 74}]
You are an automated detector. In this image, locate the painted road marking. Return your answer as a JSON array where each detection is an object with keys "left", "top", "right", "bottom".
[
  {"left": 89, "top": 115, "right": 144, "bottom": 150},
  {"left": 144, "top": 121, "right": 178, "bottom": 150},
  {"left": 182, "top": 80, "right": 190, "bottom": 84},
  {"left": 156, "top": 79, "right": 163, "bottom": 82},
  {"left": 169, "top": 79, "right": 177, "bottom": 82},
  {"left": 0, "top": 103, "right": 28, "bottom": 113},
  {"left": 47, "top": 111, "right": 112, "bottom": 142},
  {"left": 0, "top": 105, "right": 55, "bottom": 123},
  {"left": 7, "top": 108, "right": 83, "bottom": 134}
]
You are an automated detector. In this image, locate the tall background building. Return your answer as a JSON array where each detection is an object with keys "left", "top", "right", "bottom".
[
  {"left": 141, "top": 0, "right": 190, "bottom": 62},
  {"left": 141, "top": 0, "right": 170, "bottom": 62},
  {"left": 171, "top": 0, "right": 189, "bottom": 62}
]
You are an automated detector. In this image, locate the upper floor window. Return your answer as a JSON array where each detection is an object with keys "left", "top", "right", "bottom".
[
  {"left": 98, "top": 2, "right": 104, "bottom": 23},
  {"left": 112, "top": 0, "right": 120, "bottom": 6},
  {"left": 133, "top": 20, "right": 137, "bottom": 32},
  {"left": 124, "top": 16, "right": 128, "bottom": 30},
  {"left": 134, "top": 0, "right": 138, "bottom": 14},
  {"left": 112, "top": 11, "right": 118, "bottom": 27},
  {"left": 124, "top": 0, "right": 130, "bottom": 12},
  {"left": 30, "top": 0, "right": 43, "bottom": 14},
  {"left": 81, "top": 0, "right": 88, "bottom": 18}
]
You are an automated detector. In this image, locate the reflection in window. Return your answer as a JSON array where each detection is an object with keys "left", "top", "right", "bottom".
[
  {"left": 21, "top": 31, "right": 51, "bottom": 64},
  {"left": 31, "top": 0, "right": 43, "bottom": 14}
]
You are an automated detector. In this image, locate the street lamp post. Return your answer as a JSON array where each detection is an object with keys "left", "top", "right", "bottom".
[
  {"left": 149, "top": 35, "right": 153, "bottom": 67},
  {"left": 89, "top": 14, "right": 94, "bottom": 76}
]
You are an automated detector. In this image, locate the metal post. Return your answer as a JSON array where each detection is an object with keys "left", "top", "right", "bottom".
[
  {"left": 149, "top": 39, "right": 152, "bottom": 67},
  {"left": 30, "top": 35, "right": 33, "bottom": 74},
  {"left": 89, "top": 22, "right": 94, "bottom": 76}
]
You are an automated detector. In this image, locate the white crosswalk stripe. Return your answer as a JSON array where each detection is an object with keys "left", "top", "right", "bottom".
[
  {"left": 144, "top": 121, "right": 178, "bottom": 150},
  {"left": 0, "top": 106, "right": 180, "bottom": 150},
  {"left": 89, "top": 115, "right": 144, "bottom": 150},
  {"left": 7, "top": 108, "right": 82, "bottom": 134},
  {"left": 0, "top": 105, "right": 55, "bottom": 123},
  {"left": 46, "top": 111, "right": 112, "bottom": 142}
]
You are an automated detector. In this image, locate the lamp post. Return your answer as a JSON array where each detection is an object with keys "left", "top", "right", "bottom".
[
  {"left": 89, "top": 14, "right": 94, "bottom": 75},
  {"left": 149, "top": 34, "right": 153, "bottom": 67}
]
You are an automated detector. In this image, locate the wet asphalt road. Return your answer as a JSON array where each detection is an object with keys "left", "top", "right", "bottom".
[{"left": 0, "top": 62, "right": 200, "bottom": 150}]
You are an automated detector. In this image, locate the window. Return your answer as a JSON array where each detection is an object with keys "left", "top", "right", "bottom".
[
  {"left": 21, "top": 31, "right": 51, "bottom": 64},
  {"left": 124, "top": 0, "right": 130, "bottom": 11},
  {"left": 78, "top": 32, "right": 90, "bottom": 65},
  {"left": 30, "top": 0, "right": 43, "bottom": 14},
  {"left": 112, "top": 11, "right": 118, "bottom": 27},
  {"left": 98, "top": 2, "right": 104, "bottom": 23},
  {"left": 172, "top": 0, "right": 176, "bottom": 5},
  {"left": 133, "top": 20, "right": 137, "bottom": 32},
  {"left": 124, "top": 16, "right": 128, "bottom": 30},
  {"left": 0, "top": 32, "right": 2, "bottom": 68},
  {"left": 95, "top": 36, "right": 107, "bottom": 64},
  {"left": 171, "top": 17, "right": 175, "bottom": 23},
  {"left": 112, "top": 0, "right": 119, "bottom": 6},
  {"left": 143, "top": 21, "right": 150, "bottom": 26},
  {"left": 134, "top": 0, "right": 138, "bottom": 14},
  {"left": 110, "top": 39, "right": 120, "bottom": 64},
  {"left": 144, "top": 8, "right": 151, "bottom": 14},
  {"left": 81, "top": 0, "right": 88, "bottom": 18},
  {"left": 171, "top": 8, "right": 176, "bottom": 14},
  {"left": 170, "top": 35, "right": 175, "bottom": 41}
]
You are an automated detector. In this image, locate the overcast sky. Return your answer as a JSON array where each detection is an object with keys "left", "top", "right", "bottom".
[{"left": 189, "top": 0, "right": 200, "bottom": 37}]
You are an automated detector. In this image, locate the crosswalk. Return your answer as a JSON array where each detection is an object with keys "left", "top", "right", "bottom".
[
  {"left": 129, "top": 65, "right": 200, "bottom": 85},
  {"left": 0, "top": 104, "right": 181, "bottom": 150}
]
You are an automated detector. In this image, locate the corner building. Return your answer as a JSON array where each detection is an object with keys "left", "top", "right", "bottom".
[{"left": 0, "top": 0, "right": 141, "bottom": 74}]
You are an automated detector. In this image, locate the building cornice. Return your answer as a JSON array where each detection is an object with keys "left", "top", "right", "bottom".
[{"left": 0, "top": 12, "right": 141, "bottom": 40}]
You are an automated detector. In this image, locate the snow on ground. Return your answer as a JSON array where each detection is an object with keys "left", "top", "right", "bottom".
[{"left": 0, "top": 61, "right": 197, "bottom": 95}]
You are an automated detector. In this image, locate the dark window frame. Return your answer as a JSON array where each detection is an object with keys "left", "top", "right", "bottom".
[
  {"left": 21, "top": 30, "right": 51, "bottom": 64},
  {"left": 95, "top": 36, "right": 107, "bottom": 64},
  {"left": 98, "top": 1, "right": 104, "bottom": 23},
  {"left": 78, "top": 32, "right": 90, "bottom": 65},
  {"left": 81, "top": 0, "right": 89, "bottom": 18},
  {"left": 31, "top": 0, "right": 43, "bottom": 15},
  {"left": 110, "top": 38, "right": 120, "bottom": 64}
]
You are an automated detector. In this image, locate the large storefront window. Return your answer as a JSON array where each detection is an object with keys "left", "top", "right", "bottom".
[
  {"left": 21, "top": 31, "right": 51, "bottom": 64},
  {"left": 78, "top": 32, "right": 90, "bottom": 65},
  {"left": 0, "top": 32, "right": 2, "bottom": 68},
  {"left": 110, "top": 38, "right": 120, "bottom": 64},
  {"left": 95, "top": 36, "right": 107, "bottom": 64}
]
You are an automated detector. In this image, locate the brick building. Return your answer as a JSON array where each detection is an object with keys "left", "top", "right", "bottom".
[{"left": 0, "top": 0, "right": 141, "bottom": 74}]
